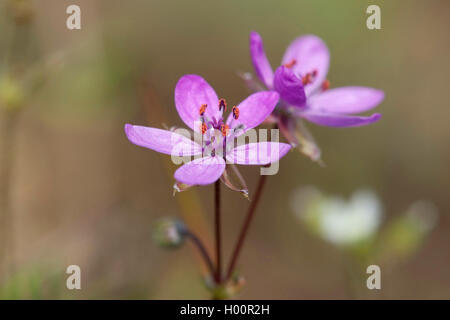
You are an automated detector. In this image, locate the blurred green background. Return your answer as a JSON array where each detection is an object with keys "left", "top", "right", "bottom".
[{"left": 0, "top": 0, "right": 449, "bottom": 299}]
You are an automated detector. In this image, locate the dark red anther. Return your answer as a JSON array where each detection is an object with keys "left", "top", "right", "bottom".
[
  {"left": 322, "top": 79, "right": 330, "bottom": 91},
  {"left": 219, "top": 99, "right": 227, "bottom": 112},
  {"left": 283, "top": 59, "right": 297, "bottom": 69},
  {"left": 232, "top": 106, "right": 240, "bottom": 120},
  {"left": 200, "top": 122, "right": 207, "bottom": 134},
  {"left": 302, "top": 70, "right": 319, "bottom": 86},
  {"left": 220, "top": 124, "right": 229, "bottom": 137},
  {"left": 199, "top": 104, "right": 207, "bottom": 116},
  {"left": 302, "top": 73, "right": 313, "bottom": 85}
]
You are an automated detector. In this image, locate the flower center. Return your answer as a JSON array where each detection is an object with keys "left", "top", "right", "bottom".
[
  {"left": 283, "top": 61, "right": 330, "bottom": 91},
  {"left": 197, "top": 99, "right": 241, "bottom": 157},
  {"left": 300, "top": 69, "right": 329, "bottom": 91}
]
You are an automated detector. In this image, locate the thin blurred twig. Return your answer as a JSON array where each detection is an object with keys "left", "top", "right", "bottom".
[
  {"left": 0, "top": 111, "right": 19, "bottom": 279},
  {"left": 0, "top": 0, "right": 37, "bottom": 279}
]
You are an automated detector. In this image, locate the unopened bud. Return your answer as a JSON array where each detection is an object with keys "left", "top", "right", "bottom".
[{"left": 153, "top": 218, "right": 187, "bottom": 249}]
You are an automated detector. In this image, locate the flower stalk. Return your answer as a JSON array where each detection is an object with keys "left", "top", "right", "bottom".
[
  {"left": 184, "top": 230, "right": 215, "bottom": 280},
  {"left": 226, "top": 173, "right": 268, "bottom": 281},
  {"left": 214, "top": 180, "right": 222, "bottom": 284}
]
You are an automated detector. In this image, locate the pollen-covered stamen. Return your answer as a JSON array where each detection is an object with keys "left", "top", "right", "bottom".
[
  {"left": 302, "top": 73, "right": 312, "bottom": 85},
  {"left": 219, "top": 99, "right": 227, "bottom": 112},
  {"left": 220, "top": 124, "right": 229, "bottom": 137},
  {"left": 200, "top": 122, "right": 207, "bottom": 135},
  {"left": 283, "top": 59, "right": 296, "bottom": 69},
  {"left": 302, "top": 69, "right": 318, "bottom": 86},
  {"left": 199, "top": 104, "right": 207, "bottom": 116},
  {"left": 232, "top": 106, "right": 240, "bottom": 120},
  {"left": 321, "top": 79, "right": 330, "bottom": 91}
]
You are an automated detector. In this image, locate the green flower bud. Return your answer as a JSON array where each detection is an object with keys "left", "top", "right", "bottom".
[{"left": 153, "top": 218, "right": 187, "bottom": 249}]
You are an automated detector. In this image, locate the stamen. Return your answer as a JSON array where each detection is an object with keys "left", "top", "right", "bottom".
[
  {"left": 283, "top": 59, "right": 296, "bottom": 69},
  {"left": 199, "top": 104, "right": 207, "bottom": 116},
  {"left": 219, "top": 99, "right": 227, "bottom": 112},
  {"left": 200, "top": 122, "right": 207, "bottom": 134},
  {"left": 302, "top": 70, "right": 318, "bottom": 86},
  {"left": 322, "top": 79, "right": 330, "bottom": 91},
  {"left": 302, "top": 73, "right": 312, "bottom": 85},
  {"left": 220, "top": 124, "right": 229, "bottom": 137},
  {"left": 232, "top": 106, "right": 240, "bottom": 120}
]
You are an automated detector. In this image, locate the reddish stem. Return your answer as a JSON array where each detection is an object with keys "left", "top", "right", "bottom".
[
  {"left": 214, "top": 180, "right": 222, "bottom": 284},
  {"left": 184, "top": 230, "right": 215, "bottom": 280},
  {"left": 225, "top": 174, "right": 268, "bottom": 281}
]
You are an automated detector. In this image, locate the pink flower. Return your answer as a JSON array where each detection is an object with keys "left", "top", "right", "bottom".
[
  {"left": 125, "top": 74, "right": 291, "bottom": 186},
  {"left": 249, "top": 31, "right": 385, "bottom": 161},
  {"left": 250, "top": 31, "right": 384, "bottom": 127}
]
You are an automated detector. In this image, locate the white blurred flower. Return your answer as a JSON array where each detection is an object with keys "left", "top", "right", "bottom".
[
  {"left": 292, "top": 188, "right": 382, "bottom": 246},
  {"left": 319, "top": 190, "right": 382, "bottom": 246}
]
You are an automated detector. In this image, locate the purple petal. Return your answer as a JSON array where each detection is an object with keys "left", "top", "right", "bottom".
[
  {"left": 281, "top": 35, "right": 329, "bottom": 96},
  {"left": 308, "top": 87, "right": 385, "bottom": 114},
  {"left": 300, "top": 111, "right": 382, "bottom": 128},
  {"left": 226, "top": 91, "right": 279, "bottom": 135},
  {"left": 175, "top": 75, "right": 220, "bottom": 131},
  {"left": 249, "top": 31, "right": 274, "bottom": 89},
  {"left": 124, "top": 124, "right": 202, "bottom": 156},
  {"left": 273, "top": 66, "right": 306, "bottom": 107},
  {"left": 174, "top": 156, "right": 226, "bottom": 186},
  {"left": 226, "top": 142, "right": 291, "bottom": 165}
]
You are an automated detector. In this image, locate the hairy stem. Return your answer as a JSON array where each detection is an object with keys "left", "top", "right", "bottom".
[
  {"left": 214, "top": 180, "right": 222, "bottom": 284},
  {"left": 226, "top": 174, "right": 268, "bottom": 281}
]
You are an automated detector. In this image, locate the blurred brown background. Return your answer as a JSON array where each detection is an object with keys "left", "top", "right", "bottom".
[{"left": 0, "top": 0, "right": 449, "bottom": 299}]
